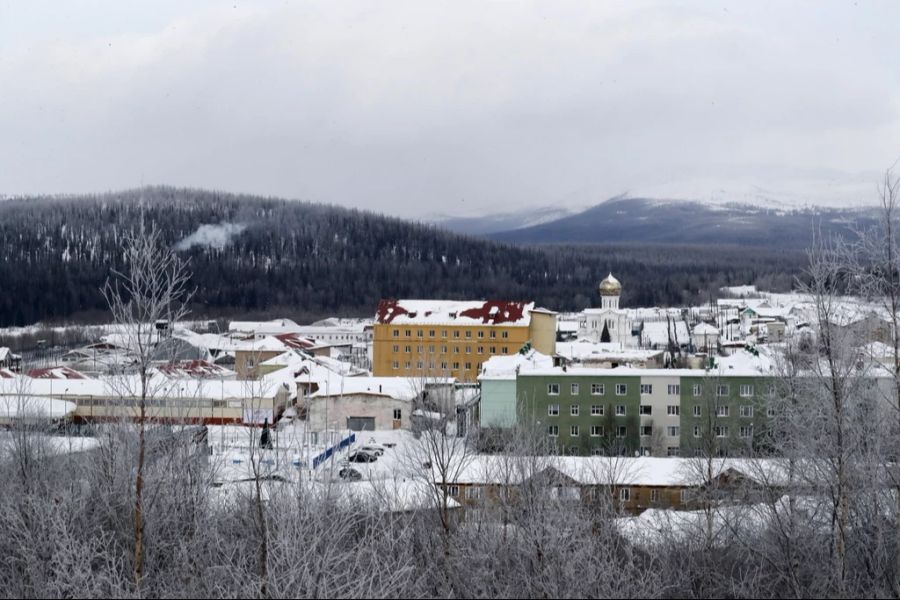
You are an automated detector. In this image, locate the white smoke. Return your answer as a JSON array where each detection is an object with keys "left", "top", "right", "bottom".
[{"left": 175, "top": 222, "right": 247, "bottom": 251}]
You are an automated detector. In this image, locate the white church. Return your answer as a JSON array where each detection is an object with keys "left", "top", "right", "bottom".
[{"left": 577, "top": 273, "right": 635, "bottom": 347}]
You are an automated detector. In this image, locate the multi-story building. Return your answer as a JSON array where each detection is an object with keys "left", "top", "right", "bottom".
[
  {"left": 372, "top": 299, "right": 556, "bottom": 382},
  {"left": 480, "top": 355, "right": 783, "bottom": 457}
]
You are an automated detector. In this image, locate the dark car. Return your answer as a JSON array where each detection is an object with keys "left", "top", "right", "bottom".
[
  {"left": 348, "top": 451, "right": 377, "bottom": 463},
  {"left": 338, "top": 467, "right": 363, "bottom": 481}
]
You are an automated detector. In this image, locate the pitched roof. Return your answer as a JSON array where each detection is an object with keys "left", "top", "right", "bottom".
[{"left": 375, "top": 299, "right": 535, "bottom": 326}]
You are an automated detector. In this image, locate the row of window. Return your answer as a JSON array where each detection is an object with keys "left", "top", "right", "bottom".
[
  {"left": 547, "top": 403, "right": 765, "bottom": 419},
  {"left": 391, "top": 360, "right": 480, "bottom": 371},
  {"left": 548, "top": 424, "right": 622, "bottom": 437},
  {"left": 693, "top": 425, "right": 755, "bottom": 438},
  {"left": 549, "top": 423, "right": 755, "bottom": 440},
  {"left": 547, "top": 403, "right": 682, "bottom": 417},
  {"left": 392, "top": 329, "right": 510, "bottom": 339},
  {"left": 447, "top": 485, "right": 689, "bottom": 504},
  {"left": 548, "top": 382, "right": 761, "bottom": 398},
  {"left": 548, "top": 383, "right": 627, "bottom": 396},
  {"left": 392, "top": 344, "right": 509, "bottom": 355}
]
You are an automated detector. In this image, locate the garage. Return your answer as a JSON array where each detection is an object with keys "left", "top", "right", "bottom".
[{"left": 346, "top": 416, "right": 375, "bottom": 431}]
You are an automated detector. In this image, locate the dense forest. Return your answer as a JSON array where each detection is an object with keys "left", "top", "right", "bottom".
[{"left": 0, "top": 187, "right": 806, "bottom": 327}]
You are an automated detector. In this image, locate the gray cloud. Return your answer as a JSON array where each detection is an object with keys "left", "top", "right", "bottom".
[{"left": 0, "top": 1, "right": 898, "bottom": 216}]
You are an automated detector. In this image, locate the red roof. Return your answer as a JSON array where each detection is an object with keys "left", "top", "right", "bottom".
[
  {"left": 27, "top": 366, "right": 89, "bottom": 380},
  {"left": 375, "top": 299, "right": 532, "bottom": 326}
]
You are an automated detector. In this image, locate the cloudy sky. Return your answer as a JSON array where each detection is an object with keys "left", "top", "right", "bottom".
[{"left": 1, "top": 1, "right": 898, "bottom": 217}]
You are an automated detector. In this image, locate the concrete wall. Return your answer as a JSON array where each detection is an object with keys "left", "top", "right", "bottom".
[
  {"left": 307, "top": 393, "right": 410, "bottom": 431},
  {"left": 479, "top": 378, "right": 517, "bottom": 428}
]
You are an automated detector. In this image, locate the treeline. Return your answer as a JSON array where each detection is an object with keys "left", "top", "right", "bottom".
[{"left": 0, "top": 187, "right": 805, "bottom": 326}]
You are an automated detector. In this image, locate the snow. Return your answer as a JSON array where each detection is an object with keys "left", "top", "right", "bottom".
[
  {"left": 479, "top": 350, "right": 555, "bottom": 381},
  {"left": 0, "top": 395, "right": 76, "bottom": 419},
  {"left": 376, "top": 299, "right": 535, "bottom": 326}
]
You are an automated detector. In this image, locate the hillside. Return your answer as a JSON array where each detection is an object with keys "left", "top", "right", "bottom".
[
  {"left": 0, "top": 187, "right": 806, "bottom": 326},
  {"left": 487, "top": 197, "right": 876, "bottom": 247}
]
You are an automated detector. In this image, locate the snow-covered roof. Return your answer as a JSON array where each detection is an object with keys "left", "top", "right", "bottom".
[
  {"left": 692, "top": 323, "right": 720, "bottom": 336},
  {"left": 556, "top": 340, "right": 663, "bottom": 362},
  {"left": 375, "top": 299, "right": 536, "bottom": 326},
  {"left": 308, "top": 377, "right": 419, "bottom": 401},
  {"left": 641, "top": 320, "right": 690, "bottom": 347},
  {"left": 228, "top": 318, "right": 300, "bottom": 335},
  {"left": 479, "top": 350, "right": 555, "bottom": 381}
]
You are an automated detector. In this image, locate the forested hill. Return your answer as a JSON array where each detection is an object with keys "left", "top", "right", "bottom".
[{"left": 0, "top": 187, "right": 805, "bottom": 326}]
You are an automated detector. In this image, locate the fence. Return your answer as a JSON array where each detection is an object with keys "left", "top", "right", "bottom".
[{"left": 311, "top": 432, "right": 356, "bottom": 469}]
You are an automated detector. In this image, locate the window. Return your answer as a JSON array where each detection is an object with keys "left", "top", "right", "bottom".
[
  {"left": 502, "top": 347, "right": 509, "bottom": 354},
  {"left": 404, "top": 345, "right": 412, "bottom": 353},
  {"left": 739, "top": 384, "right": 754, "bottom": 397},
  {"left": 570, "top": 425, "right": 579, "bottom": 437},
  {"left": 441, "top": 345, "right": 448, "bottom": 353},
  {"left": 464, "top": 362, "right": 472, "bottom": 370},
  {"left": 715, "top": 426, "right": 729, "bottom": 438},
  {"left": 440, "top": 361, "right": 448, "bottom": 370},
  {"left": 416, "top": 360, "right": 424, "bottom": 369},
  {"left": 640, "top": 384, "right": 652, "bottom": 395},
  {"left": 590, "top": 447, "right": 603, "bottom": 456},
  {"left": 591, "top": 383, "right": 605, "bottom": 395},
  {"left": 428, "top": 344, "right": 435, "bottom": 353},
  {"left": 680, "top": 489, "right": 689, "bottom": 503},
  {"left": 465, "top": 331, "right": 472, "bottom": 338},
  {"left": 717, "top": 384, "right": 729, "bottom": 397},
  {"left": 477, "top": 330, "right": 484, "bottom": 338},
  {"left": 693, "top": 405, "right": 702, "bottom": 417},
  {"left": 693, "top": 425, "right": 701, "bottom": 438},
  {"left": 465, "top": 487, "right": 482, "bottom": 500},
  {"left": 640, "top": 425, "right": 652, "bottom": 437},
  {"left": 615, "top": 383, "right": 627, "bottom": 396},
  {"left": 667, "top": 384, "right": 680, "bottom": 395},
  {"left": 667, "top": 405, "right": 680, "bottom": 416},
  {"left": 490, "top": 346, "right": 497, "bottom": 354},
  {"left": 548, "top": 404, "right": 560, "bottom": 416},
  {"left": 619, "top": 488, "right": 631, "bottom": 502},
  {"left": 465, "top": 346, "right": 472, "bottom": 354},
  {"left": 477, "top": 346, "right": 484, "bottom": 354},
  {"left": 591, "top": 404, "right": 604, "bottom": 416},
  {"left": 392, "top": 330, "right": 400, "bottom": 338},
  {"left": 448, "top": 485, "right": 459, "bottom": 497},
  {"left": 454, "top": 347, "right": 460, "bottom": 354},
  {"left": 639, "top": 405, "right": 652, "bottom": 415},
  {"left": 666, "top": 426, "right": 680, "bottom": 437},
  {"left": 548, "top": 383, "right": 560, "bottom": 396},
  {"left": 417, "top": 329, "right": 424, "bottom": 338},
  {"left": 392, "top": 344, "right": 399, "bottom": 352},
  {"left": 490, "top": 330, "right": 496, "bottom": 338},
  {"left": 570, "top": 404, "right": 579, "bottom": 416},
  {"left": 739, "top": 405, "right": 754, "bottom": 418},
  {"left": 416, "top": 345, "right": 424, "bottom": 353},
  {"left": 502, "top": 331, "right": 509, "bottom": 339},
  {"left": 740, "top": 425, "right": 753, "bottom": 439},
  {"left": 667, "top": 447, "right": 680, "bottom": 457},
  {"left": 428, "top": 329, "right": 435, "bottom": 338},
  {"left": 404, "top": 361, "right": 411, "bottom": 369},
  {"left": 548, "top": 425, "right": 559, "bottom": 437},
  {"left": 692, "top": 384, "right": 702, "bottom": 397},
  {"left": 616, "top": 426, "right": 627, "bottom": 438},
  {"left": 716, "top": 405, "right": 730, "bottom": 417},
  {"left": 571, "top": 383, "right": 580, "bottom": 395},
  {"left": 391, "top": 361, "right": 399, "bottom": 369},
  {"left": 453, "top": 331, "right": 460, "bottom": 338},
  {"left": 650, "top": 489, "right": 660, "bottom": 503},
  {"left": 393, "top": 409, "right": 402, "bottom": 420},
  {"left": 616, "top": 405, "right": 626, "bottom": 416},
  {"left": 766, "top": 406, "right": 776, "bottom": 418},
  {"left": 590, "top": 425, "right": 603, "bottom": 437},
  {"left": 441, "top": 330, "right": 448, "bottom": 338}
]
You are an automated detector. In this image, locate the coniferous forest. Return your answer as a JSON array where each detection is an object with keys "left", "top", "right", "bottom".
[{"left": 0, "top": 187, "right": 805, "bottom": 327}]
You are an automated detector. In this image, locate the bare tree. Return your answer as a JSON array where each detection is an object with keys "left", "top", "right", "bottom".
[{"left": 101, "top": 219, "right": 192, "bottom": 588}]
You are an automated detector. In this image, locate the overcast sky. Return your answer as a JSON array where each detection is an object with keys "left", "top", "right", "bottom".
[{"left": 1, "top": 1, "right": 898, "bottom": 217}]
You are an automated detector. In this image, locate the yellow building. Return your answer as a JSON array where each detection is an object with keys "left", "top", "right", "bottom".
[{"left": 373, "top": 300, "right": 556, "bottom": 382}]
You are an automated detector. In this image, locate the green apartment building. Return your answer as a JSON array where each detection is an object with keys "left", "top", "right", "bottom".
[{"left": 480, "top": 358, "right": 779, "bottom": 457}]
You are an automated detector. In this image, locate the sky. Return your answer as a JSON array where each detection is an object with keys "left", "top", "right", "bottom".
[{"left": 1, "top": 0, "right": 899, "bottom": 218}]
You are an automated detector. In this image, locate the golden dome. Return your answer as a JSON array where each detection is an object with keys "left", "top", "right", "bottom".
[{"left": 599, "top": 273, "right": 621, "bottom": 296}]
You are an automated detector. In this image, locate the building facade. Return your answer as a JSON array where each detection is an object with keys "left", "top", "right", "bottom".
[{"left": 372, "top": 299, "right": 557, "bottom": 382}]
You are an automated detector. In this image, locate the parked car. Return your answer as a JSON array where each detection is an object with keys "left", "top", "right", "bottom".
[
  {"left": 358, "top": 444, "right": 385, "bottom": 456},
  {"left": 338, "top": 467, "right": 363, "bottom": 481},
  {"left": 348, "top": 451, "right": 378, "bottom": 463}
]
